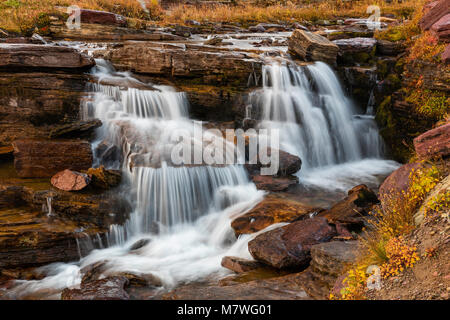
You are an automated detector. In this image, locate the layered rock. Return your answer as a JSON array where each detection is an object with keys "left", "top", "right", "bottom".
[
  {"left": 333, "top": 37, "right": 377, "bottom": 65},
  {"left": 231, "top": 194, "right": 319, "bottom": 236},
  {"left": 221, "top": 256, "right": 264, "bottom": 273},
  {"left": 0, "top": 44, "right": 94, "bottom": 69},
  {"left": 248, "top": 217, "right": 336, "bottom": 269},
  {"left": 431, "top": 14, "right": 450, "bottom": 42},
  {"left": 317, "top": 184, "right": 378, "bottom": 230},
  {"left": 413, "top": 123, "right": 450, "bottom": 161},
  {"left": 48, "top": 119, "right": 102, "bottom": 139},
  {"left": 288, "top": 30, "right": 339, "bottom": 65},
  {"left": 419, "top": 0, "right": 450, "bottom": 31},
  {"left": 12, "top": 140, "right": 93, "bottom": 178}
]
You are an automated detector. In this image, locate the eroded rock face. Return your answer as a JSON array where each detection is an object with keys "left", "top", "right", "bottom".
[
  {"left": 48, "top": 119, "right": 102, "bottom": 139},
  {"left": 288, "top": 29, "right": 339, "bottom": 65},
  {"left": 51, "top": 170, "right": 91, "bottom": 192},
  {"left": 413, "top": 123, "right": 450, "bottom": 161},
  {"left": 317, "top": 184, "right": 378, "bottom": 230},
  {"left": 0, "top": 44, "right": 94, "bottom": 69},
  {"left": 61, "top": 276, "right": 130, "bottom": 300},
  {"left": 13, "top": 140, "right": 93, "bottom": 178},
  {"left": 248, "top": 217, "right": 336, "bottom": 269},
  {"left": 231, "top": 194, "right": 319, "bottom": 236}
]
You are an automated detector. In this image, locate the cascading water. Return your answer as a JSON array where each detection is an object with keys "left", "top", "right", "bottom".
[{"left": 249, "top": 61, "right": 398, "bottom": 192}]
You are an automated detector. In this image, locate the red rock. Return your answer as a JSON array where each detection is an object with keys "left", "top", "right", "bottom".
[
  {"left": 0, "top": 44, "right": 94, "bottom": 69},
  {"left": 378, "top": 162, "right": 424, "bottom": 210},
  {"left": 231, "top": 194, "right": 319, "bottom": 236},
  {"left": 413, "top": 123, "right": 450, "bottom": 160},
  {"left": 79, "top": 9, "right": 127, "bottom": 27},
  {"left": 431, "top": 14, "right": 450, "bottom": 42},
  {"left": 250, "top": 175, "right": 298, "bottom": 192},
  {"left": 221, "top": 256, "right": 264, "bottom": 273},
  {"left": 443, "top": 44, "right": 450, "bottom": 63},
  {"left": 317, "top": 184, "right": 378, "bottom": 228},
  {"left": 61, "top": 276, "right": 129, "bottom": 300},
  {"left": 12, "top": 140, "right": 93, "bottom": 178},
  {"left": 420, "top": 0, "right": 450, "bottom": 31},
  {"left": 51, "top": 169, "right": 91, "bottom": 191},
  {"left": 248, "top": 217, "right": 336, "bottom": 269}
]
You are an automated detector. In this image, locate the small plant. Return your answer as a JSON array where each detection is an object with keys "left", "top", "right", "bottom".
[
  {"left": 424, "top": 190, "right": 450, "bottom": 218},
  {"left": 379, "top": 236, "right": 419, "bottom": 278},
  {"left": 424, "top": 246, "right": 437, "bottom": 259}
]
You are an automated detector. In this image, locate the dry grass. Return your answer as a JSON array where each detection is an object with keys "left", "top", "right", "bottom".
[{"left": 0, "top": 0, "right": 421, "bottom": 34}]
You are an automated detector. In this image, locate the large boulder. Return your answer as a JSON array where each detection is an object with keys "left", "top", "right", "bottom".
[
  {"left": 0, "top": 44, "right": 94, "bottom": 69},
  {"left": 51, "top": 170, "right": 91, "bottom": 192},
  {"left": 419, "top": 0, "right": 450, "bottom": 31},
  {"left": 317, "top": 184, "right": 378, "bottom": 229},
  {"left": 61, "top": 276, "right": 129, "bottom": 300},
  {"left": 248, "top": 217, "right": 336, "bottom": 269},
  {"left": 413, "top": 123, "right": 450, "bottom": 161},
  {"left": 12, "top": 140, "right": 93, "bottom": 178},
  {"left": 231, "top": 194, "right": 319, "bottom": 236},
  {"left": 288, "top": 29, "right": 339, "bottom": 65}
]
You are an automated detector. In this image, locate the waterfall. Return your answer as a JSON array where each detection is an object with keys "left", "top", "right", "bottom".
[{"left": 249, "top": 61, "right": 397, "bottom": 192}]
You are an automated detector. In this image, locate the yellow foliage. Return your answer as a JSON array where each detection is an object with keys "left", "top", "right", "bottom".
[{"left": 379, "top": 236, "right": 419, "bottom": 278}]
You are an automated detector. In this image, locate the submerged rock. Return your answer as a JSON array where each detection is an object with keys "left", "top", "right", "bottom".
[
  {"left": 248, "top": 217, "right": 336, "bottom": 269},
  {"left": 231, "top": 194, "right": 319, "bottom": 236},
  {"left": 61, "top": 276, "right": 130, "bottom": 300},
  {"left": 288, "top": 29, "right": 339, "bottom": 65},
  {"left": 12, "top": 140, "right": 93, "bottom": 178},
  {"left": 51, "top": 169, "right": 91, "bottom": 192},
  {"left": 413, "top": 123, "right": 450, "bottom": 161}
]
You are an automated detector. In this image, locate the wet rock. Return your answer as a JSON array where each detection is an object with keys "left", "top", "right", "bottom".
[
  {"left": 431, "top": 14, "right": 450, "bottom": 42},
  {"left": 248, "top": 217, "right": 336, "bottom": 269},
  {"left": 231, "top": 194, "right": 319, "bottom": 236},
  {"left": 247, "top": 148, "right": 301, "bottom": 176},
  {"left": 48, "top": 119, "right": 102, "bottom": 139},
  {"left": 163, "top": 273, "right": 310, "bottom": 300},
  {"left": 326, "top": 26, "right": 374, "bottom": 41},
  {"left": 221, "top": 256, "right": 265, "bottom": 273},
  {"left": 0, "top": 208, "right": 106, "bottom": 268},
  {"left": 108, "top": 42, "right": 262, "bottom": 86},
  {"left": 91, "top": 76, "right": 159, "bottom": 91},
  {"left": 204, "top": 37, "right": 232, "bottom": 46},
  {"left": 80, "top": 261, "right": 108, "bottom": 284},
  {"left": 0, "top": 44, "right": 94, "bottom": 69},
  {"left": 79, "top": 9, "right": 127, "bottom": 27},
  {"left": 94, "top": 141, "right": 122, "bottom": 167},
  {"left": 51, "top": 169, "right": 91, "bottom": 192},
  {"left": 61, "top": 276, "right": 129, "bottom": 300},
  {"left": 255, "top": 23, "right": 287, "bottom": 32},
  {"left": 117, "top": 272, "right": 162, "bottom": 287},
  {"left": 376, "top": 39, "right": 406, "bottom": 56},
  {"left": 378, "top": 162, "right": 424, "bottom": 211},
  {"left": 333, "top": 37, "right": 377, "bottom": 65},
  {"left": 419, "top": 0, "right": 450, "bottom": 31},
  {"left": 86, "top": 166, "right": 121, "bottom": 190},
  {"left": 128, "top": 238, "right": 151, "bottom": 251},
  {"left": 413, "top": 123, "right": 450, "bottom": 161},
  {"left": 317, "top": 184, "right": 378, "bottom": 230},
  {"left": 288, "top": 30, "right": 339, "bottom": 65},
  {"left": 250, "top": 175, "right": 298, "bottom": 192},
  {"left": 249, "top": 25, "right": 266, "bottom": 33},
  {"left": 12, "top": 140, "right": 93, "bottom": 178}
]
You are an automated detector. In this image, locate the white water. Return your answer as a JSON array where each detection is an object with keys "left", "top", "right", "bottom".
[{"left": 250, "top": 61, "right": 398, "bottom": 191}]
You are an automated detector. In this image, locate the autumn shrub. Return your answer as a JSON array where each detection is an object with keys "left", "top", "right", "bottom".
[{"left": 379, "top": 236, "right": 419, "bottom": 278}]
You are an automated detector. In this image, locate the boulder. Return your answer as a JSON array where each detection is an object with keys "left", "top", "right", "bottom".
[
  {"left": 246, "top": 148, "right": 302, "bottom": 176},
  {"left": 51, "top": 169, "right": 91, "bottom": 192},
  {"left": 288, "top": 30, "right": 339, "bottom": 65},
  {"left": 248, "top": 217, "right": 336, "bottom": 269},
  {"left": 12, "top": 140, "right": 93, "bottom": 178},
  {"left": 231, "top": 194, "right": 319, "bottom": 236},
  {"left": 61, "top": 276, "right": 129, "bottom": 300},
  {"left": 86, "top": 166, "right": 122, "bottom": 190},
  {"left": 317, "top": 184, "right": 378, "bottom": 229},
  {"left": 79, "top": 9, "right": 127, "bottom": 27},
  {"left": 378, "top": 162, "right": 424, "bottom": 210},
  {"left": 431, "top": 14, "right": 450, "bottom": 42},
  {"left": 221, "top": 256, "right": 264, "bottom": 273},
  {"left": 376, "top": 39, "right": 406, "bottom": 56},
  {"left": 128, "top": 238, "right": 151, "bottom": 251},
  {"left": 420, "top": 0, "right": 450, "bottom": 31},
  {"left": 413, "top": 123, "right": 450, "bottom": 160},
  {"left": 250, "top": 175, "right": 298, "bottom": 192},
  {"left": 0, "top": 44, "right": 94, "bottom": 69},
  {"left": 48, "top": 119, "right": 102, "bottom": 139},
  {"left": 333, "top": 37, "right": 377, "bottom": 65}
]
